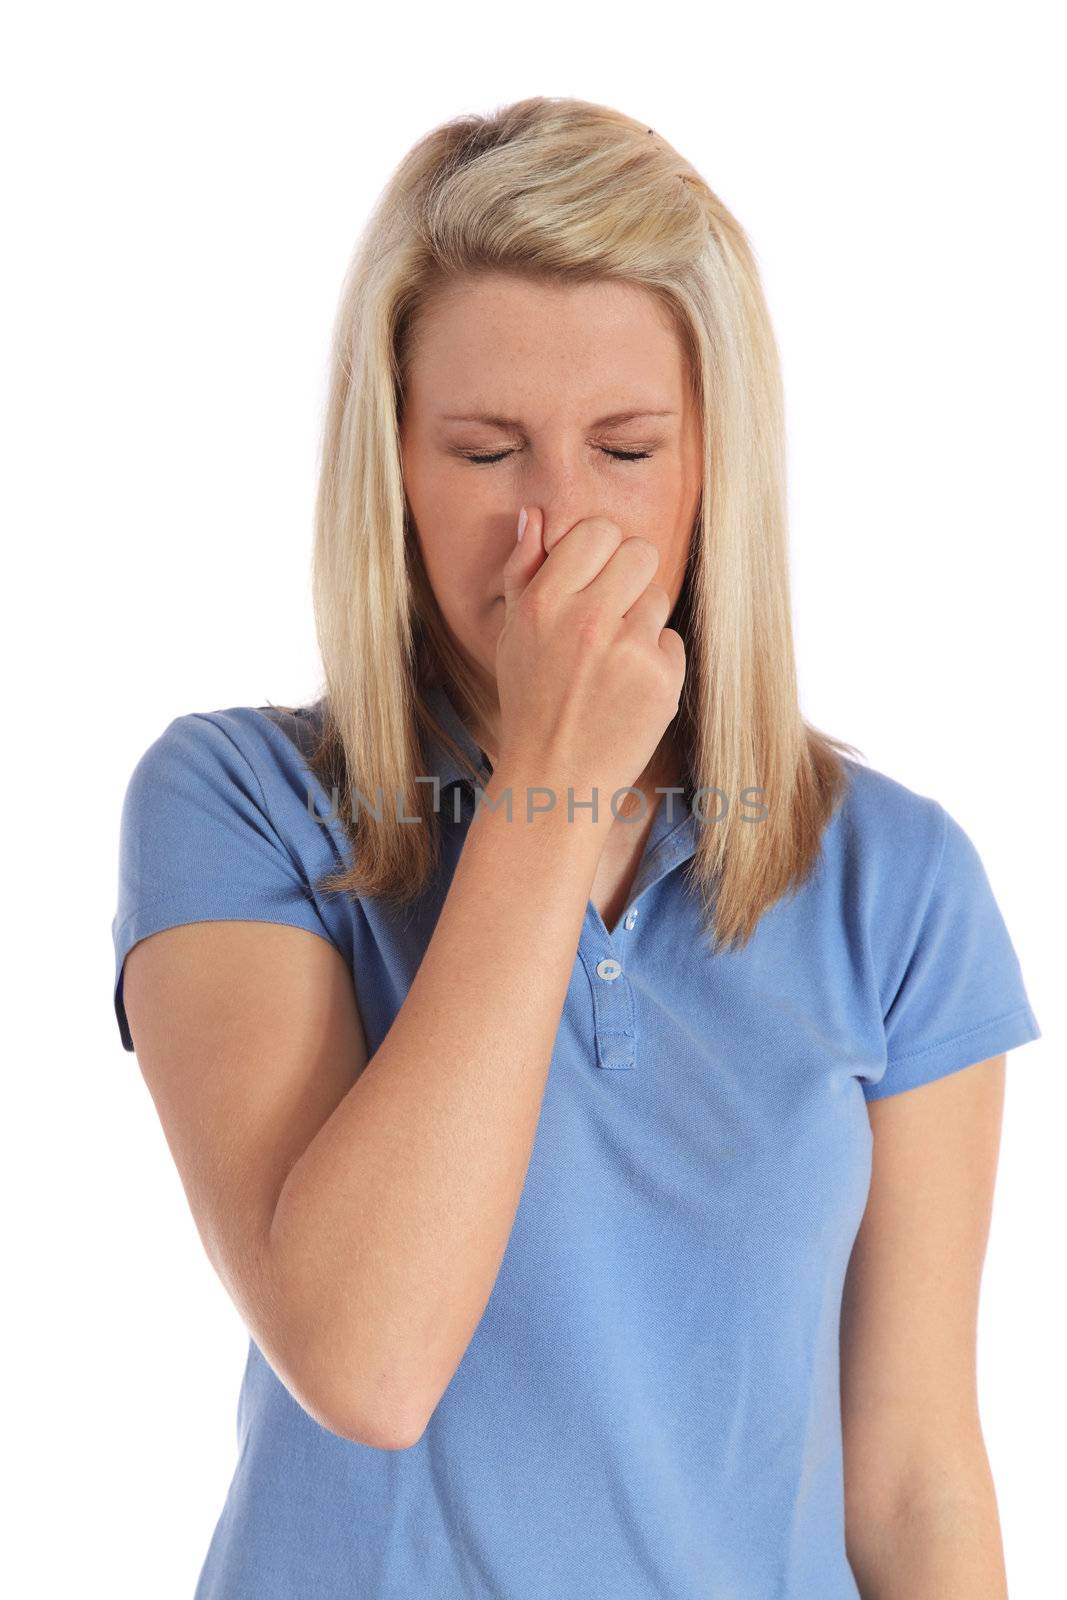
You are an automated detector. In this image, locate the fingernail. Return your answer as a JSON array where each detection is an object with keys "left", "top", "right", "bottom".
[{"left": 517, "top": 505, "right": 527, "bottom": 542}]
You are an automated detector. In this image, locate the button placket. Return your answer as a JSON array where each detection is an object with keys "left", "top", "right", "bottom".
[
  {"left": 576, "top": 810, "right": 700, "bottom": 1074},
  {"left": 577, "top": 910, "right": 636, "bottom": 1071},
  {"left": 439, "top": 748, "right": 700, "bottom": 1076}
]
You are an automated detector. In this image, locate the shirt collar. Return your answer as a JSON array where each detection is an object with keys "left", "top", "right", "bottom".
[
  {"left": 421, "top": 678, "right": 701, "bottom": 888},
  {"left": 422, "top": 679, "right": 494, "bottom": 795}
]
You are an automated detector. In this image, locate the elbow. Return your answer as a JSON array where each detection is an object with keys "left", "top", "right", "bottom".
[
  {"left": 266, "top": 1217, "right": 431, "bottom": 1450},
  {"left": 258, "top": 1318, "right": 427, "bottom": 1450},
  {"left": 287, "top": 1377, "right": 426, "bottom": 1451},
  {"left": 350, "top": 1411, "right": 429, "bottom": 1452},
  {"left": 330, "top": 1394, "right": 429, "bottom": 1452},
  {"left": 291, "top": 1355, "right": 432, "bottom": 1452},
  {"left": 330, "top": 1338, "right": 459, "bottom": 1448}
]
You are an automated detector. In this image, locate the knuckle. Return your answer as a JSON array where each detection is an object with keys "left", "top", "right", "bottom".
[
  {"left": 585, "top": 520, "right": 624, "bottom": 558},
  {"left": 574, "top": 600, "right": 609, "bottom": 642}
]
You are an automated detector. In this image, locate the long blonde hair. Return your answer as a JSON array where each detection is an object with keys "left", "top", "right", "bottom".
[{"left": 292, "top": 95, "right": 863, "bottom": 952}]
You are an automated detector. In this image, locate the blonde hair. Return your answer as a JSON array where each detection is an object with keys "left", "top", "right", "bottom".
[{"left": 292, "top": 95, "right": 863, "bottom": 952}]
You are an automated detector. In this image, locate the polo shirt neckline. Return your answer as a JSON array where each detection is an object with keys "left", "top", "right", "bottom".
[{"left": 423, "top": 678, "right": 704, "bottom": 1068}]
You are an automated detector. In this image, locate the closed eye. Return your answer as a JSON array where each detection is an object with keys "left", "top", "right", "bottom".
[{"left": 458, "top": 448, "right": 653, "bottom": 466}]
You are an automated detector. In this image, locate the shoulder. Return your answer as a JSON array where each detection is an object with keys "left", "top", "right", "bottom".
[
  {"left": 821, "top": 755, "right": 948, "bottom": 905},
  {"left": 112, "top": 699, "right": 350, "bottom": 1054},
  {"left": 818, "top": 757, "right": 989, "bottom": 1002},
  {"left": 828, "top": 757, "right": 1013, "bottom": 922},
  {"left": 129, "top": 700, "right": 323, "bottom": 778},
  {"left": 825, "top": 758, "right": 1039, "bottom": 1095},
  {"left": 833, "top": 755, "right": 944, "bottom": 846},
  {"left": 124, "top": 700, "right": 328, "bottom": 813},
  {"left": 117, "top": 697, "right": 345, "bottom": 881}
]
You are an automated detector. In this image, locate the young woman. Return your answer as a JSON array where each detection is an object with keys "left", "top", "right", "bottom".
[{"left": 111, "top": 97, "right": 1041, "bottom": 1598}]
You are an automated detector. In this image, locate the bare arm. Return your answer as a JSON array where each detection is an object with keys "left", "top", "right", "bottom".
[
  {"left": 841, "top": 1054, "right": 1009, "bottom": 1597},
  {"left": 123, "top": 785, "right": 601, "bottom": 1453},
  {"left": 268, "top": 768, "right": 603, "bottom": 1447}
]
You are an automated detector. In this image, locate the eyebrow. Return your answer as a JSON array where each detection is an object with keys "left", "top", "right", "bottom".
[{"left": 438, "top": 408, "right": 678, "bottom": 430}]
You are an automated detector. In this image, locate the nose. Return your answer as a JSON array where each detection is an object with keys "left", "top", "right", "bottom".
[
  {"left": 535, "top": 508, "right": 638, "bottom": 566},
  {"left": 540, "top": 514, "right": 572, "bottom": 557},
  {"left": 515, "top": 452, "right": 612, "bottom": 559},
  {"left": 537, "top": 506, "right": 621, "bottom": 558}
]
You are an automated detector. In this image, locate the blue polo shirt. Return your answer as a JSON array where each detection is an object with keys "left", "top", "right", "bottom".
[{"left": 111, "top": 684, "right": 1041, "bottom": 1599}]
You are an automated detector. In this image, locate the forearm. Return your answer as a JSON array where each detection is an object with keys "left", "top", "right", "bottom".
[
  {"left": 848, "top": 1456, "right": 1008, "bottom": 1599},
  {"left": 268, "top": 765, "right": 604, "bottom": 1445}
]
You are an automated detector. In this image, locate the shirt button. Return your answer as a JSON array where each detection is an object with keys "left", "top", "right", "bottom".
[
  {"left": 596, "top": 958, "right": 622, "bottom": 981},
  {"left": 623, "top": 907, "right": 638, "bottom": 931}
]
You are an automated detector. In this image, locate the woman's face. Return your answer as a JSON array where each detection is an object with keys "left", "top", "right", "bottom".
[{"left": 399, "top": 270, "right": 702, "bottom": 700}]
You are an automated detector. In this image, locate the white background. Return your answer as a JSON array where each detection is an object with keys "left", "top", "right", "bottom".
[{"left": 4, "top": 2, "right": 1062, "bottom": 1594}]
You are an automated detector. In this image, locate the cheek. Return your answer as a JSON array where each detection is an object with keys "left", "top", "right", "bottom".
[
  {"left": 646, "top": 495, "right": 695, "bottom": 594},
  {"left": 631, "top": 474, "right": 688, "bottom": 546},
  {"left": 622, "top": 454, "right": 683, "bottom": 512},
  {"left": 412, "top": 511, "right": 493, "bottom": 623}
]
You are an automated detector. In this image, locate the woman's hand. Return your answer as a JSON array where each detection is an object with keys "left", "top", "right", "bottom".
[{"left": 494, "top": 504, "right": 686, "bottom": 817}]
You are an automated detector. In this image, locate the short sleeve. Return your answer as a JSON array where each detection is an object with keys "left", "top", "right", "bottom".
[
  {"left": 864, "top": 803, "right": 1041, "bottom": 1101},
  {"left": 111, "top": 712, "right": 339, "bottom": 1053}
]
